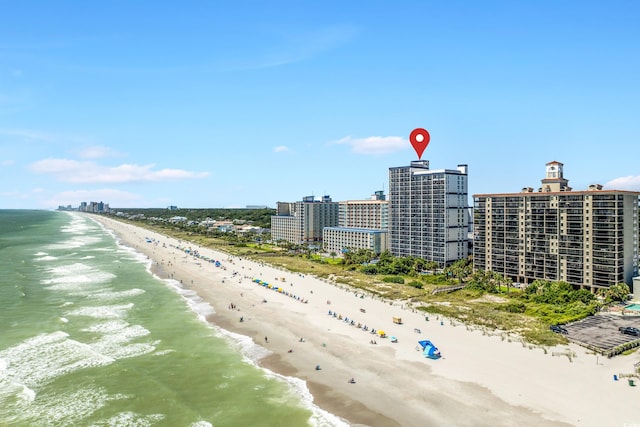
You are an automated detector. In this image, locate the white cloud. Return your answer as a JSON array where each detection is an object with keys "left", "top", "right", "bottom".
[
  {"left": 219, "top": 25, "right": 358, "bottom": 71},
  {"left": 28, "top": 158, "right": 209, "bottom": 183},
  {"left": 0, "top": 190, "right": 22, "bottom": 198},
  {"left": 331, "top": 135, "right": 408, "bottom": 155},
  {"left": 0, "top": 128, "right": 55, "bottom": 142},
  {"left": 605, "top": 176, "right": 640, "bottom": 191},
  {"left": 1, "top": 159, "right": 15, "bottom": 166},
  {"left": 76, "top": 145, "right": 120, "bottom": 159},
  {"left": 273, "top": 145, "right": 289, "bottom": 153}
]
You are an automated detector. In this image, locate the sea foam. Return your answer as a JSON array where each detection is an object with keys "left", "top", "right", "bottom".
[
  {"left": 42, "top": 262, "right": 115, "bottom": 291},
  {"left": 3, "top": 386, "right": 124, "bottom": 426},
  {"left": 67, "top": 303, "right": 134, "bottom": 319},
  {"left": 91, "top": 412, "right": 165, "bottom": 427},
  {"left": 0, "top": 331, "right": 114, "bottom": 389},
  {"left": 34, "top": 255, "right": 58, "bottom": 261},
  {"left": 87, "top": 288, "right": 146, "bottom": 302}
]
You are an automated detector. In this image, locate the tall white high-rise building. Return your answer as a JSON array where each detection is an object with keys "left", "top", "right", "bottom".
[{"left": 389, "top": 160, "right": 469, "bottom": 266}]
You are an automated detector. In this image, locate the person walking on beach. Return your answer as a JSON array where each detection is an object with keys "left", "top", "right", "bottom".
[{"left": 265, "top": 336, "right": 268, "bottom": 343}]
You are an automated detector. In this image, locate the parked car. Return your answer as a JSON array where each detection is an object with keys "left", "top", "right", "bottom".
[
  {"left": 550, "top": 325, "right": 568, "bottom": 334},
  {"left": 618, "top": 326, "right": 640, "bottom": 337}
]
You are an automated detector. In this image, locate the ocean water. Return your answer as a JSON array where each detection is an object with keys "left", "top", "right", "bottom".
[{"left": 0, "top": 210, "right": 343, "bottom": 427}]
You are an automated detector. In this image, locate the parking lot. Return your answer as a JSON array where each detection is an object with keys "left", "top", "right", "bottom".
[{"left": 564, "top": 313, "right": 640, "bottom": 355}]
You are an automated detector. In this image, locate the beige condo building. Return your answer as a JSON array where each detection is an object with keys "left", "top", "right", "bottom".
[
  {"left": 271, "top": 195, "right": 339, "bottom": 245},
  {"left": 473, "top": 161, "right": 640, "bottom": 291},
  {"left": 322, "top": 191, "right": 389, "bottom": 255}
]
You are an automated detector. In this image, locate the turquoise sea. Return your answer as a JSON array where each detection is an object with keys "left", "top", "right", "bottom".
[{"left": 0, "top": 210, "right": 343, "bottom": 427}]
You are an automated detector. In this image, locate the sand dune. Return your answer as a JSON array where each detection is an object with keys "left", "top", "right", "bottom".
[{"left": 92, "top": 215, "right": 640, "bottom": 427}]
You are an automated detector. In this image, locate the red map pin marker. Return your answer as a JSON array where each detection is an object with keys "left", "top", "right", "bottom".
[{"left": 409, "top": 128, "right": 430, "bottom": 160}]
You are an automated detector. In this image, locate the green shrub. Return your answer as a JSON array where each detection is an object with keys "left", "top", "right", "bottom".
[
  {"left": 361, "top": 265, "right": 378, "bottom": 275},
  {"left": 502, "top": 301, "right": 526, "bottom": 313},
  {"left": 383, "top": 276, "right": 405, "bottom": 284}
]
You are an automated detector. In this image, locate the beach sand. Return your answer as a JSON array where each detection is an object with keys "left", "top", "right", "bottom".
[{"left": 92, "top": 215, "right": 640, "bottom": 427}]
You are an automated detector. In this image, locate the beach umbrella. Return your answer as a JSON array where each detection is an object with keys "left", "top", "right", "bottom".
[{"left": 377, "top": 330, "right": 385, "bottom": 336}]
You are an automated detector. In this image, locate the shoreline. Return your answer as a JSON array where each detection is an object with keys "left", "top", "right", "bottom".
[{"left": 91, "top": 214, "right": 640, "bottom": 427}]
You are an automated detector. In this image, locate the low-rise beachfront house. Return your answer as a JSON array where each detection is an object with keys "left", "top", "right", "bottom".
[
  {"left": 216, "top": 224, "right": 235, "bottom": 233},
  {"left": 236, "top": 225, "right": 262, "bottom": 234},
  {"left": 271, "top": 195, "right": 339, "bottom": 246},
  {"left": 199, "top": 218, "right": 217, "bottom": 227},
  {"left": 322, "top": 191, "right": 389, "bottom": 256},
  {"left": 473, "top": 161, "right": 640, "bottom": 292},
  {"left": 169, "top": 216, "right": 188, "bottom": 223}
]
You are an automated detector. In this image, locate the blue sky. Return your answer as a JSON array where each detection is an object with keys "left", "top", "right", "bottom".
[{"left": 1, "top": 1, "right": 639, "bottom": 209}]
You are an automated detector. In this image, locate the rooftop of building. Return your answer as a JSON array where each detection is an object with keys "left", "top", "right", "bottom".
[
  {"left": 389, "top": 160, "right": 468, "bottom": 175},
  {"left": 475, "top": 161, "right": 640, "bottom": 197},
  {"left": 474, "top": 189, "right": 640, "bottom": 197},
  {"left": 340, "top": 199, "right": 388, "bottom": 204},
  {"left": 323, "top": 226, "right": 387, "bottom": 233}
]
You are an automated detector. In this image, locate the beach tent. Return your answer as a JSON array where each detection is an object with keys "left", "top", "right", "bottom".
[{"left": 418, "top": 340, "right": 441, "bottom": 359}]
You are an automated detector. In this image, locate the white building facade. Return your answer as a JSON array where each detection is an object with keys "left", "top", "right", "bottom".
[
  {"left": 389, "top": 160, "right": 469, "bottom": 266},
  {"left": 322, "top": 191, "right": 389, "bottom": 255}
]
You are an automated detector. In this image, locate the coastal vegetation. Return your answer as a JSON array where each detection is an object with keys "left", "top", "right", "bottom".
[
  {"left": 103, "top": 211, "right": 630, "bottom": 347},
  {"left": 114, "top": 207, "right": 275, "bottom": 229}
]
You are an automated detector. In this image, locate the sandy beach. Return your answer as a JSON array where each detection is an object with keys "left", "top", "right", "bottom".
[{"left": 91, "top": 215, "right": 640, "bottom": 427}]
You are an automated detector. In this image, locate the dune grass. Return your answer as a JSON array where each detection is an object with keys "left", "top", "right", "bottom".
[{"left": 120, "top": 218, "right": 571, "bottom": 346}]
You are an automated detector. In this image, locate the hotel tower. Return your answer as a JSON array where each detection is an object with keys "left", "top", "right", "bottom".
[
  {"left": 389, "top": 160, "right": 470, "bottom": 266},
  {"left": 473, "top": 161, "right": 640, "bottom": 290}
]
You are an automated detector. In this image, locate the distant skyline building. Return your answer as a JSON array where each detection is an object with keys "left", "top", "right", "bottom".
[
  {"left": 59, "top": 201, "right": 110, "bottom": 213},
  {"left": 323, "top": 190, "right": 389, "bottom": 255},
  {"left": 270, "top": 195, "right": 339, "bottom": 245},
  {"left": 473, "top": 161, "right": 640, "bottom": 291},
  {"left": 388, "top": 160, "right": 470, "bottom": 266}
]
